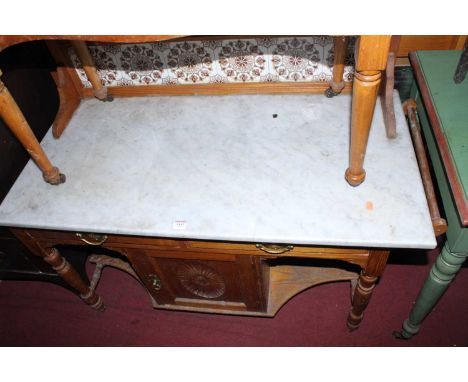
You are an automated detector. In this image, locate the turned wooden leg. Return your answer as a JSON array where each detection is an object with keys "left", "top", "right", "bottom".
[
  {"left": 345, "top": 70, "right": 382, "bottom": 186},
  {"left": 347, "top": 250, "right": 389, "bottom": 330},
  {"left": 41, "top": 247, "right": 105, "bottom": 311},
  {"left": 70, "top": 40, "right": 113, "bottom": 102},
  {"left": 325, "top": 36, "right": 350, "bottom": 98},
  {"left": 0, "top": 72, "right": 66, "bottom": 185},
  {"left": 347, "top": 273, "right": 378, "bottom": 330},
  {"left": 396, "top": 243, "right": 468, "bottom": 339}
]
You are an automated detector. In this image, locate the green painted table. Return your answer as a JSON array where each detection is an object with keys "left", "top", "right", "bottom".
[{"left": 399, "top": 50, "right": 468, "bottom": 339}]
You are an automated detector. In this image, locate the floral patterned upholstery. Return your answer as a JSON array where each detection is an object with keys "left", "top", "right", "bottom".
[{"left": 69, "top": 36, "right": 356, "bottom": 87}]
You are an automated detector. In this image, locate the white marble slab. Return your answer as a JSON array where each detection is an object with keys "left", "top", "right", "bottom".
[{"left": 0, "top": 92, "right": 436, "bottom": 249}]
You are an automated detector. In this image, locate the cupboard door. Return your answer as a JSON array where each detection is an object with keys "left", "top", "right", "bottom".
[{"left": 125, "top": 249, "right": 175, "bottom": 305}]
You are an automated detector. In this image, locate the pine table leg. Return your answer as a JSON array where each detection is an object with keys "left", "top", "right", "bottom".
[
  {"left": 325, "top": 36, "right": 349, "bottom": 98},
  {"left": 0, "top": 73, "right": 65, "bottom": 185},
  {"left": 70, "top": 40, "right": 113, "bottom": 102},
  {"left": 396, "top": 243, "right": 468, "bottom": 339}
]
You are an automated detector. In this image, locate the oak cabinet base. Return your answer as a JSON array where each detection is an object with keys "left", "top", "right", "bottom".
[{"left": 11, "top": 228, "right": 388, "bottom": 328}]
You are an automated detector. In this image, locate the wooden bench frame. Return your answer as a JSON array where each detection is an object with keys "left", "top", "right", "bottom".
[{"left": 0, "top": 35, "right": 395, "bottom": 187}]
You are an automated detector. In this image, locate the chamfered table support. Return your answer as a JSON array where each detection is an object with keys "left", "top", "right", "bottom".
[
  {"left": 380, "top": 36, "right": 401, "bottom": 139},
  {"left": 45, "top": 41, "right": 82, "bottom": 139},
  {"left": 0, "top": 72, "right": 65, "bottom": 185},
  {"left": 345, "top": 36, "right": 391, "bottom": 187}
]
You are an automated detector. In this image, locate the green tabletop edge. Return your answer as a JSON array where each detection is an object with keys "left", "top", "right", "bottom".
[{"left": 416, "top": 50, "right": 468, "bottom": 206}]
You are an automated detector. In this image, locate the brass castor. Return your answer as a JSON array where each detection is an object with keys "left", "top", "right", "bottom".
[
  {"left": 392, "top": 330, "right": 411, "bottom": 340},
  {"left": 94, "top": 87, "right": 114, "bottom": 102},
  {"left": 43, "top": 167, "right": 66, "bottom": 185},
  {"left": 324, "top": 87, "right": 339, "bottom": 98},
  {"left": 101, "top": 94, "right": 114, "bottom": 102},
  {"left": 54, "top": 173, "right": 67, "bottom": 185}
]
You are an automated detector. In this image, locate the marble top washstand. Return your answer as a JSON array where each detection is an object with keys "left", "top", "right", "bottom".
[{"left": 0, "top": 92, "right": 436, "bottom": 249}]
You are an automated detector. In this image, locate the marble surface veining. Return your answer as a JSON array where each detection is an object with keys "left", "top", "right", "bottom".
[{"left": 0, "top": 92, "right": 436, "bottom": 249}]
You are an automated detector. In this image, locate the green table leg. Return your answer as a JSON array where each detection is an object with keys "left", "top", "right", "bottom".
[{"left": 396, "top": 242, "right": 468, "bottom": 339}]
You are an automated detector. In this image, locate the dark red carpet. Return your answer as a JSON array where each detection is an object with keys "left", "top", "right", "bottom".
[{"left": 1, "top": 246, "right": 467, "bottom": 346}]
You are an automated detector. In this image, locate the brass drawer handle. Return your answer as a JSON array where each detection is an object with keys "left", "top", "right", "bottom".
[
  {"left": 255, "top": 243, "right": 294, "bottom": 254},
  {"left": 75, "top": 232, "right": 108, "bottom": 246},
  {"left": 149, "top": 273, "right": 162, "bottom": 291}
]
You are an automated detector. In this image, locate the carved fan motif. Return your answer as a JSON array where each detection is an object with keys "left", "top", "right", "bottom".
[{"left": 176, "top": 263, "right": 226, "bottom": 299}]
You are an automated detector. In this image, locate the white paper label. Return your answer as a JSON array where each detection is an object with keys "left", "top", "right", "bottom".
[{"left": 172, "top": 220, "right": 187, "bottom": 230}]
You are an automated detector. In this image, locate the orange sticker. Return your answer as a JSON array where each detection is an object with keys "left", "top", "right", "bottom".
[{"left": 366, "top": 201, "right": 374, "bottom": 210}]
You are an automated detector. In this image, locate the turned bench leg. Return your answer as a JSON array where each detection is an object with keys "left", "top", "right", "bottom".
[
  {"left": 70, "top": 40, "right": 113, "bottom": 102},
  {"left": 41, "top": 247, "right": 105, "bottom": 311},
  {"left": 395, "top": 243, "right": 468, "bottom": 339},
  {"left": 0, "top": 73, "right": 65, "bottom": 185},
  {"left": 325, "top": 36, "right": 350, "bottom": 98},
  {"left": 345, "top": 36, "right": 391, "bottom": 187},
  {"left": 345, "top": 70, "right": 382, "bottom": 186},
  {"left": 347, "top": 250, "right": 389, "bottom": 330}
]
